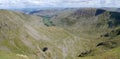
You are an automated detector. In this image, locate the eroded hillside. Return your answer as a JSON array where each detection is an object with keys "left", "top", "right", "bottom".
[{"left": 0, "top": 8, "right": 120, "bottom": 59}]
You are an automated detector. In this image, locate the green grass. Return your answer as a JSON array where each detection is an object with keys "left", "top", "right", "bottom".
[
  {"left": 42, "top": 16, "right": 55, "bottom": 26},
  {"left": 0, "top": 50, "right": 31, "bottom": 59}
]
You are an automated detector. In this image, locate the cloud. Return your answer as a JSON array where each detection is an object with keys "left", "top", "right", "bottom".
[{"left": 0, "top": 0, "right": 120, "bottom": 9}]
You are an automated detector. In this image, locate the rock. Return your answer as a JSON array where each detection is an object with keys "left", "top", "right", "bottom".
[
  {"left": 42, "top": 47, "right": 48, "bottom": 52},
  {"left": 96, "top": 42, "right": 106, "bottom": 47},
  {"left": 78, "top": 50, "right": 92, "bottom": 57},
  {"left": 96, "top": 41, "right": 117, "bottom": 48},
  {"left": 104, "top": 33, "right": 109, "bottom": 37}
]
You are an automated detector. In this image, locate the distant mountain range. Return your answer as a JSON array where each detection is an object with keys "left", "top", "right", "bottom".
[{"left": 13, "top": 8, "right": 120, "bottom": 16}]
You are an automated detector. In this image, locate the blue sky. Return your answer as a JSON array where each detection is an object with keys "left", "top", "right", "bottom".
[{"left": 0, "top": 0, "right": 120, "bottom": 9}]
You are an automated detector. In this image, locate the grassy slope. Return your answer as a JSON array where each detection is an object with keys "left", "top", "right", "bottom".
[{"left": 0, "top": 10, "right": 43, "bottom": 59}]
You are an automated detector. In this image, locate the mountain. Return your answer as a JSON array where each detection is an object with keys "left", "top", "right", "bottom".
[
  {"left": 0, "top": 8, "right": 120, "bottom": 59},
  {"left": 28, "top": 8, "right": 77, "bottom": 17},
  {"left": 50, "top": 8, "right": 120, "bottom": 41}
]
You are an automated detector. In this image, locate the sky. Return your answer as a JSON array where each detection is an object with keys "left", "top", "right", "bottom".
[{"left": 0, "top": 0, "right": 120, "bottom": 9}]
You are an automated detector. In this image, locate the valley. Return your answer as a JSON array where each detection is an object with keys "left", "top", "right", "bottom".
[{"left": 0, "top": 8, "right": 120, "bottom": 59}]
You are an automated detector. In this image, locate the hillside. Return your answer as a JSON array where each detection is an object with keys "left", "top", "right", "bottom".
[
  {"left": 50, "top": 8, "right": 120, "bottom": 58},
  {"left": 0, "top": 8, "right": 120, "bottom": 59}
]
